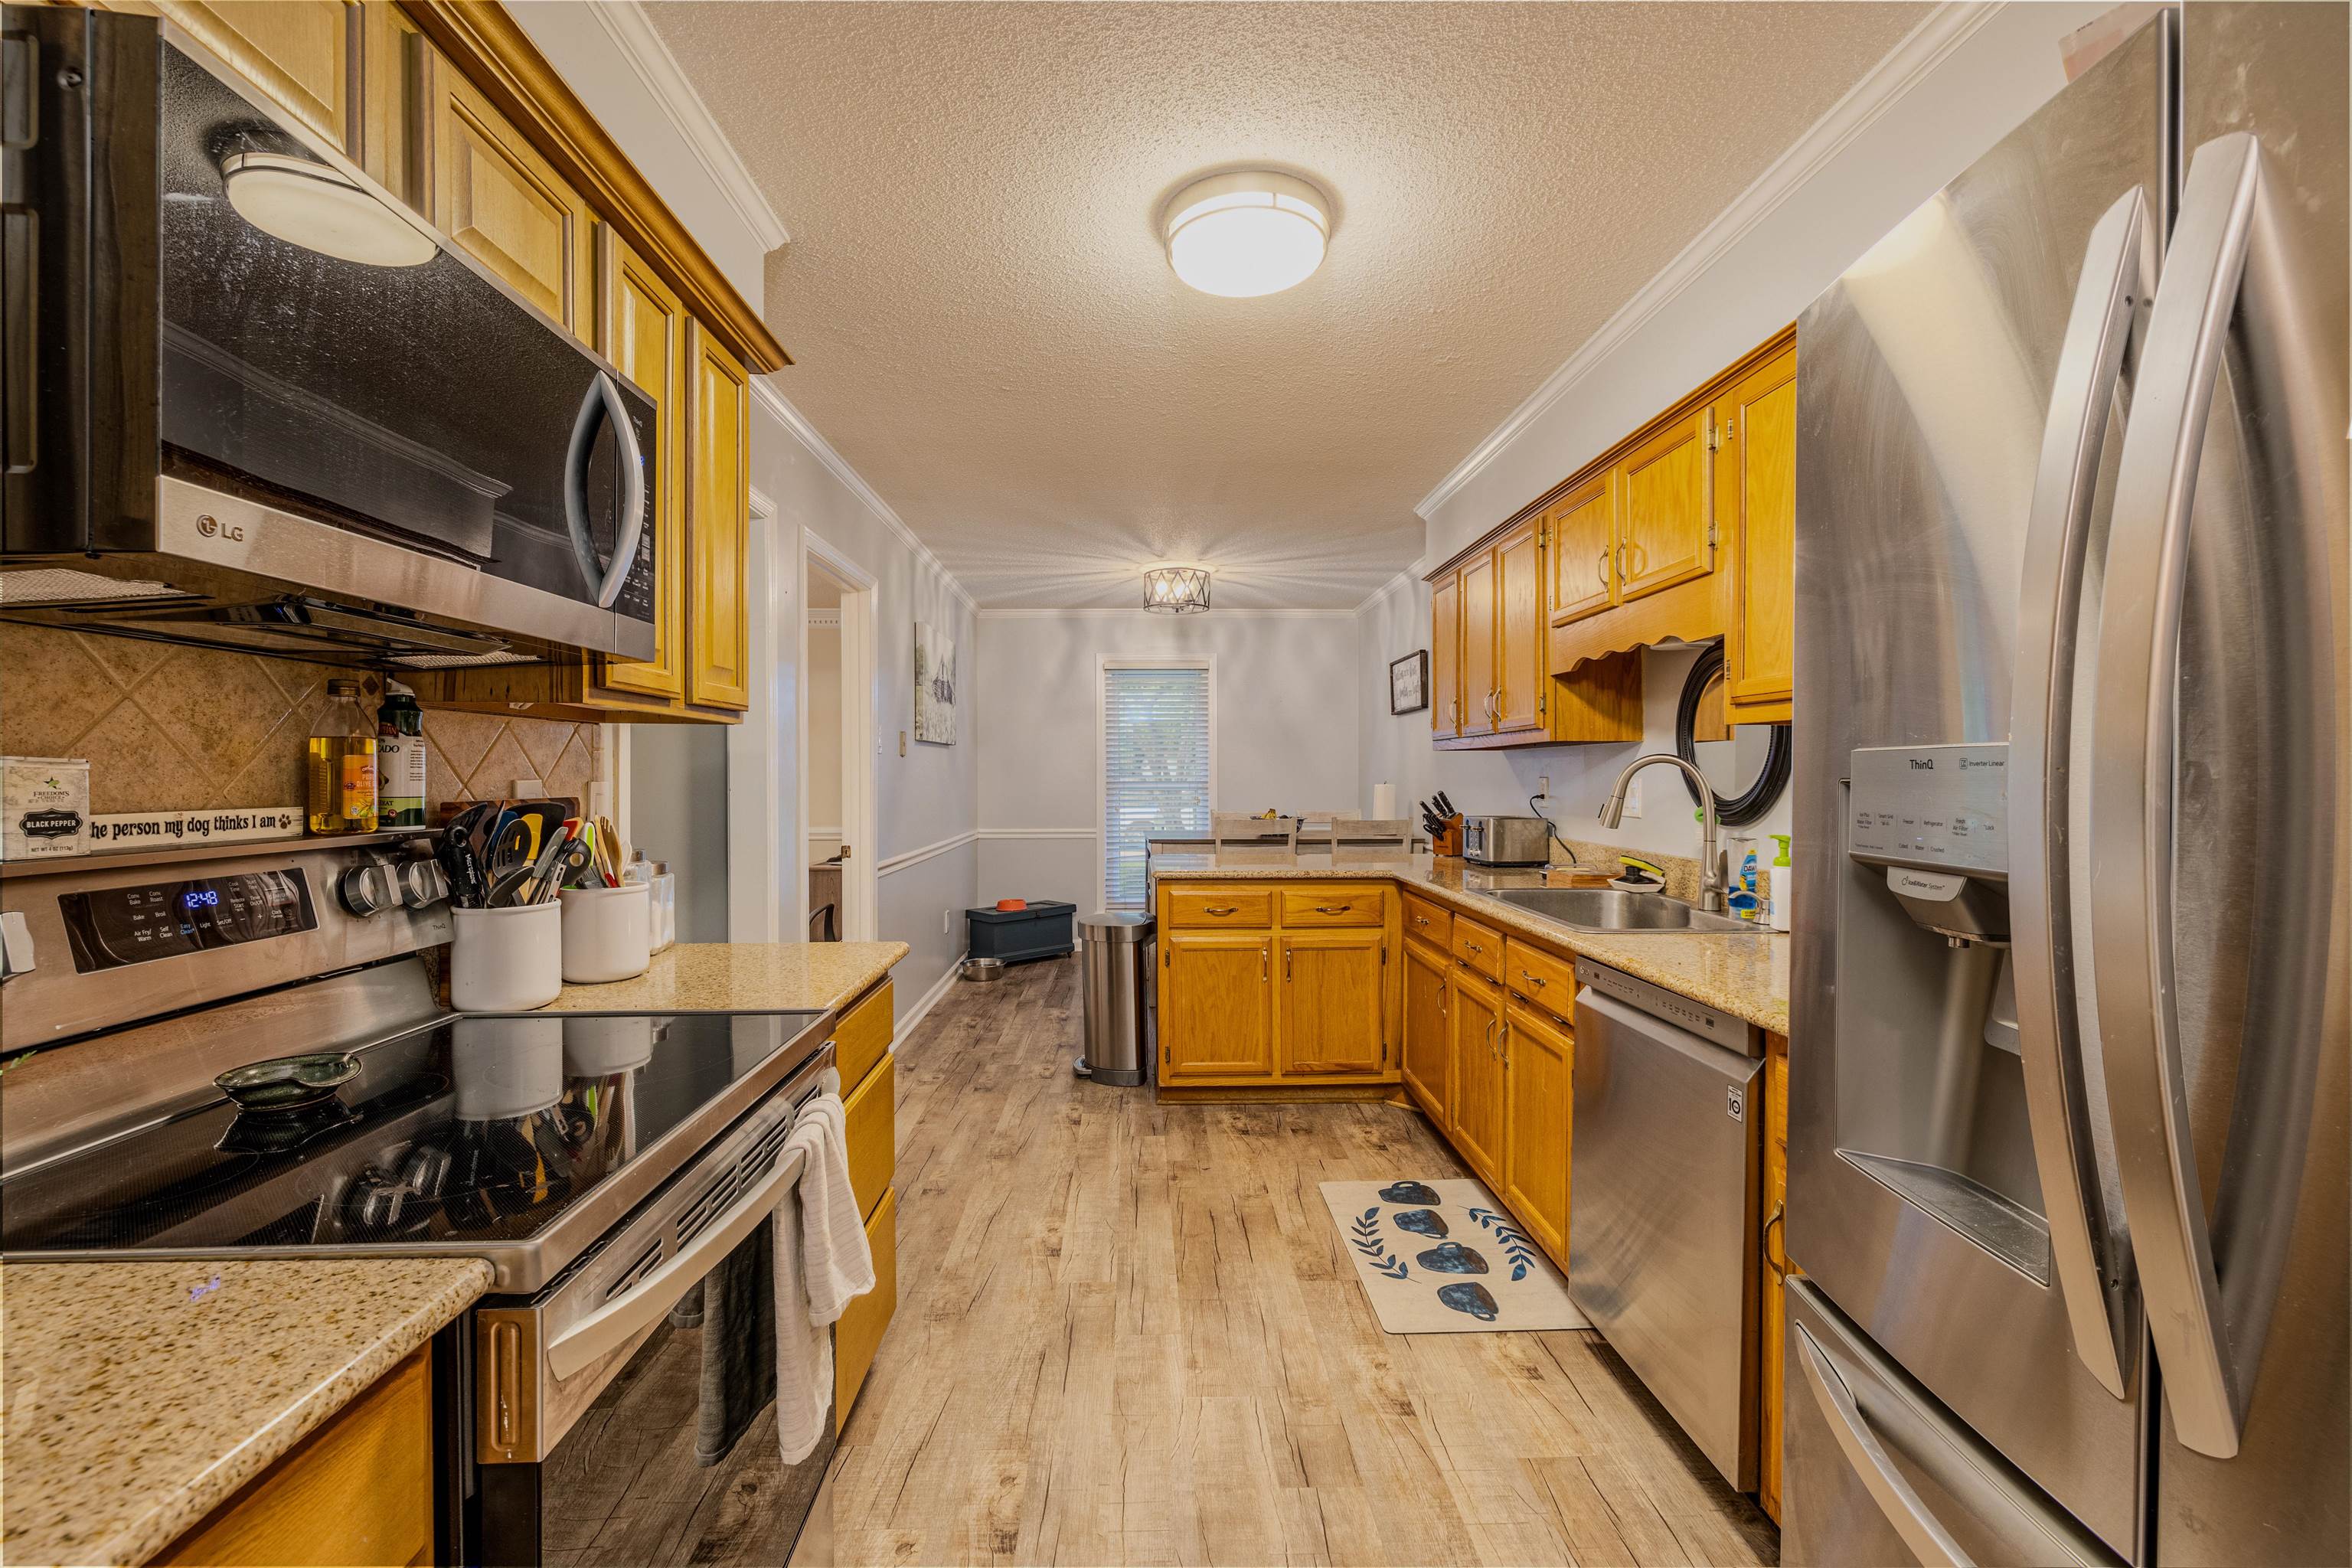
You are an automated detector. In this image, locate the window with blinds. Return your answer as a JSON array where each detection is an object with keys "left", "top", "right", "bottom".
[{"left": 1102, "top": 665, "right": 1210, "bottom": 909}]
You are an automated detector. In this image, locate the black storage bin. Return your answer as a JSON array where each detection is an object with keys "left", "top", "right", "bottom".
[{"left": 967, "top": 901, "right": 1077, "bottom": 964}]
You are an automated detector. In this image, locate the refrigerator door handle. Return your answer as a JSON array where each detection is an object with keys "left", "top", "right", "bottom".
[
  {"left": 1795, "top": 1322, "right": 1975, "bottom": 1567},
  {"left": 2005, "top": 185, "right": 2150, "bottom": 1403},
  {"left": 2087, "top": 131, "right": 2262, "bottom": 1460}
]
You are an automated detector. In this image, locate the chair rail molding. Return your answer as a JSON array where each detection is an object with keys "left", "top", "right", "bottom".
[{"left": 876, "top": 830, "right": 980, "bottom": 877}]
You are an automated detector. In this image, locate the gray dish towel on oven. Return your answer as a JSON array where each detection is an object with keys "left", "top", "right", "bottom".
[{"left": 693, "top": 1221, "right": 778, "bottom": 1465}]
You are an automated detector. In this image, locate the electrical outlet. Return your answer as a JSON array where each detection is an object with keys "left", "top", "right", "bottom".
[
  {"left": 1536, "top": 775, "right": 1550, "bottom": 800},
  {"left": 942, "top": 907, "right": 952, "bottom": 935},
  {"left": 1622, "top": 780, "right": 1644, "bottom": 818},
  {"left": 899, "top": 730, "right": 908, "bottom": 756}
]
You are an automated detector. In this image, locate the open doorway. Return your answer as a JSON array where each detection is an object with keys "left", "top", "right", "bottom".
[{"left": 799, "top": 534, "right": 878, "bottom": 943}]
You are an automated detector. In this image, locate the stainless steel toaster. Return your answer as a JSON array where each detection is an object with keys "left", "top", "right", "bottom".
[{"left": 1460, "top": 815, "right": 1552, "bottom": 867}]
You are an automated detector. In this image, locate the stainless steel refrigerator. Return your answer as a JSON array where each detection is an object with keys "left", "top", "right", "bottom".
[{"left": 1785, "top": 5, "right": 2346, "bottom": 1564}]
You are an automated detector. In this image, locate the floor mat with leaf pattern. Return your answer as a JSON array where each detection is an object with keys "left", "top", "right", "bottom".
[{"left": 1319, "top": 1178, "right": 1587, "bottom": 1334}]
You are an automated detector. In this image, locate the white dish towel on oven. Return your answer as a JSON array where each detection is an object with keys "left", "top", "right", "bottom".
[{"left": 771, "top": 1085, "right": 877, "bottom": 1462}]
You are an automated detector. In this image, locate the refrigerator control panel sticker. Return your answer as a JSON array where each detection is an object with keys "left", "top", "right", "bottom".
[{"left": 1847, "top": 743, "right": 2008, "bottom": 877}]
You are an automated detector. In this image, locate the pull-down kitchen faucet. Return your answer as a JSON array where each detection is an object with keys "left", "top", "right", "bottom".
[{"left": 1599, "top": 754, "right": 1725, "bottom": 912}]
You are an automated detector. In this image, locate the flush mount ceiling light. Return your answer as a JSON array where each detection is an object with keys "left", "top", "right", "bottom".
[
  {"left": 222, "top": 152, "right": 436, "bottom": 268},
  {"left": 1143, "top": 566, "right": 1211, "bottom": 614},
  {"left": 1163, "top": 171, "right": 1329, "bottom": 298}
]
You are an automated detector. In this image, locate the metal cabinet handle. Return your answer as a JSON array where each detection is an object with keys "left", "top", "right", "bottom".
[
  {"left": 2007, "top": 184, "right": 2149, "bottom": 1404},
  {"left": 1285, "top": 946, "right": 1293, "bottom": 982},
  {"left": 1202, "top": 904, "right": 1238, "bottom": 916},
  {"left": 1483, "top": 1017, "right": 1494, "bottom": 1057},
  {"left": 1521, "top": 969, "right": 1546, "bottom": 990},
  {"left": 1615, "top": 543, "right": 1628, "bottom": 584},
  {"left": 1795, "top": 1325, "right": 1972, "bottom": 1567},
  {"left": 1496, "top": 1018, "right": 1508, "bottom": 1062},
  {"left": 1413, "top": 914, "right": 1430, "bottom": 927},
  {"left": 1596, "top": 549, "right": 1609, "bottom": 587},
  {"left": 1260, "top": 945, "right": 1269, "bottom": 982},
  {"left": 1762, "top": 1202, "right": 1788, "bottom": 1282},
  {"left": 1314, "top": 903, "right": 1351, "bottom": 914}
]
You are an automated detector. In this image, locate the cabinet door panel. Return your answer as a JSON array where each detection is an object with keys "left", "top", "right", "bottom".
[
  {"left": 1459, "top": 551, "right": 1496, "bottom": 735},
  {"left": 1449, "top": 967, "right": 1504, "bottom": 1184},
  {"left": 1503, "top": 1001, "right": 1573, "bottom": 1264},
  {"left": 430, "top": 63, "right": 593, "bottom": 334},
  {"left": 1618, "top": 406, "right": 1713, "bottom": 603},
  {"left": 1549, "top": 471, "right": 1617, "bottom": 625},
  {"left": 1725, "top": 345, "right": 1798, "bottom": 716},
  {"left": 1402, "top": 940, "right": 1450, "bottom": 1120},
  {"left": 597, "top": 232, "right": 688, "bottom": 701},
  {"left": 686, "top": 323, "right": 751, "bottom": 710},
  {"left": 1430, "top": 573, "right": 1461, "bottom": 740},
  {"left": 1278, "top": 930, "right": 1386, "bottom": 1076},
  {"left": 1494, "top": 520, "right": 1544, "bottom": 733},
  {"left": 1162, "top": 933, "right": 1272, "bottom": 1078},
  {"left": 160, "top": 2, "right": 353, "bottom": 152}
]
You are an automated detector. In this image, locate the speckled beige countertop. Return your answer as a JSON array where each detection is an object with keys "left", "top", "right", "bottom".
[
  {"left": 0, "top": 1256, "right": 491, "bottom": 1567},
  {"left": 1153, "top": 850, "right": 1788, "bottom": 1034},
  {"left": 541, "top": 939, "right": 908, "bottom": 1014}
]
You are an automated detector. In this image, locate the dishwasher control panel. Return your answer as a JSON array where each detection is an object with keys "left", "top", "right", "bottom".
[{"left": 1846, "top": 743, "right": 2009, "bottom": 877}]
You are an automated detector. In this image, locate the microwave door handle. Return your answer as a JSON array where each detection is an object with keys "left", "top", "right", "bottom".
[
  {"left": 2005, "top": 185, "right": 2148, "bottom": 1402},
  {"left": 1795, "top": 1324, "right": 1973, "bottom": 1568},
  {"left": 563, "top": 371, "right": 648, "bottom": 611},
  {"left": 544, "top": 1141, "right": 805, "bottom": 1380},
  {"left": 2090, "top": 131, "right": 2280, "bottom": 1460}
]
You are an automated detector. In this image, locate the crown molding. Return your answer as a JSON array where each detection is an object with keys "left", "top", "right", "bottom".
[
  {"left": 1413, "top": 0, "right": 2000, "bottom": 523},
  {"left": 583, "top": 2, "right": 792, "bottom": 253},
  {"left": 976, "top": 606, "right": 1357, "bottom": 620},
  {"left": 1352, "top": 569, "right": 1419, "bottom": 616},
  {"left": 748, "top": 377, "right": 978, "bottom": 614}
]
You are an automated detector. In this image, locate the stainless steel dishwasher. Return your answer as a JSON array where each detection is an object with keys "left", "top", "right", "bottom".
[{"left": 1569, "top": 959, "right": 1763, "bottom": 1489}]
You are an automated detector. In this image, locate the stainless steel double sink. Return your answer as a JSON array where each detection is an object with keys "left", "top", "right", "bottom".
[{"left": 1476, "top": 886, "right": 1754, "bottom": 935}]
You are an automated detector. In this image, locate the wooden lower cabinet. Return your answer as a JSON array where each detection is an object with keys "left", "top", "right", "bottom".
[
  {"left": 835, "top": 1186, "right": 897, "bottom": 1432},
  {"left": 1759, "top": 1029, "right": 1793, "bottom": 1523},
  {"left": 1501, "top": 1000, "right": 1573, "bottom": 1264},
  {"left": 1447, "top": 964, "right": 1506, "bottom": 1185},
  {"left": 1161, "top": 931, "right": 1274, "bottom": 1080},
  {"left": 1400, "top": 938, "right": 1451, "bottom": 1118},
  {"left": 156, "top": 1345, "right": 432, "bottom": 1566},
  {"left": 1276, "top": 929, "right": 1386, "bottom": 1075}
]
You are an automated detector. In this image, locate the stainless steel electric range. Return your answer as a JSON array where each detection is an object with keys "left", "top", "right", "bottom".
[{"left": 1, "top": 837, "right": 839, "bottom": 1566}]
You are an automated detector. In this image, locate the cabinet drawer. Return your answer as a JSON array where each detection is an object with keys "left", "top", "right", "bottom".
[
  {"left": 835, "top": 1186, "right": 897, "bottom": 1431},
  {"left": 1504, "top": 938, "right": 1576, "bottom": 1021},
  {"left": 843, "top": 1051, "right": 894, "bottom": 1223},
  {"left": 1452, "top": 916, "right": 1504, "bottom": 982},
  {"left": 1402, "top": 893, "right": 1452, "bottom": 949},
  {"left": 1167, "top": 888, "right": 1273, "bottom": 928},
  {"left": 834, "top": 979, "right": 893, "bottom": 1091},
  {"left": 1279, "top": 887, "right": 1386, "bottom": 927}
]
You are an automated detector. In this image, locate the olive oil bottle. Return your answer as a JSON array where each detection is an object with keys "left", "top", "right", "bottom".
[{"left": 306, "top": 679, "right": 379, "bottom": 835}]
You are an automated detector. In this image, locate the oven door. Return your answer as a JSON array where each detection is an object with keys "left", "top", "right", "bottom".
[{"left": 470, "top": 1051, "right": 837, "bottom": 1567}]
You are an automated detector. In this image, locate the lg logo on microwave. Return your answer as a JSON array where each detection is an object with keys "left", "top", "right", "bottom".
[{"left": 194, "top": 514, "right": 246, "bottom": 544}]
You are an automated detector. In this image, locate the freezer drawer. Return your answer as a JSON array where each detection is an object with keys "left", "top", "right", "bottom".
[
  {"left": 1567, "top": 978, "right": 1760, "bottom": 1488},
  {"left": 1782, "top": 1279, "right": 2120, "bottom": 1566}
]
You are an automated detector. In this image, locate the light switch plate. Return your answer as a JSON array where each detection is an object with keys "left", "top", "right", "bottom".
[
  {"left": 899, "top": 731, "right": 907, "bottom": 756},
  {"left": 1622, "top": 780, "right": 1643, "bottom": 818}
]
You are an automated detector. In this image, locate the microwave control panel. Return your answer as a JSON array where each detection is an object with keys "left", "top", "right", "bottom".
[
  {"left": 1847, "top": 743, "right": 2008, "bottom": 877},
  {"left": 58, "top": 871, "right": 318, "bottom": 973}
]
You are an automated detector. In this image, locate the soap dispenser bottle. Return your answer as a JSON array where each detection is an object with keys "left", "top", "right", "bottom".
[{"left": 1768, "top": 834, "right": 1793, "bottom": 932}]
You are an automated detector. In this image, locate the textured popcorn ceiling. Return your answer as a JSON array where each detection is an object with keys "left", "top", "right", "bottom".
[{"left": 650, "top": 2, "right": 1929, "bottom": 608}]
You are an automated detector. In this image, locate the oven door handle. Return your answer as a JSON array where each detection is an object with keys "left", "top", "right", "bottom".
[
  {"left": 563, "top": 370, "right": 648, "bottom": 611},
  {"left": 545, "top": 1142, "right": 806, "bottom": 1380}
]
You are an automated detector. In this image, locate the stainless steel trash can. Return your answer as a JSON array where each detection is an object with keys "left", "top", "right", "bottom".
[{"left": 1076, "top": 911, "right": 1155, "bottom": 1085}]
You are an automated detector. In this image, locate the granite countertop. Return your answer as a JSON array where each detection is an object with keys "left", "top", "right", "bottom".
[
  {"left": 541, "top": 939, "right": 908, "bottom": 1015},
  {"left": 0, "top": 1257, "right": 491, "bottom": 1568},
  {"left": 1152, "top": 851, "right": 1788, "bottom": 1034}
]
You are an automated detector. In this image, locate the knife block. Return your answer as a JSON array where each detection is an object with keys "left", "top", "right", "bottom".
[{"left": 1434, "top": 816, "right": 1464, "bottom": 858}]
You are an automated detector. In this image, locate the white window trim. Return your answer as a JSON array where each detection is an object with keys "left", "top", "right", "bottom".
[{"left": 1097, "top": 657, "right": 1214, "bottom": 913}]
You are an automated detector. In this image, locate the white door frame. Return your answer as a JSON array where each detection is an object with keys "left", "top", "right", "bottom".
[
  {"left": 1098, "top": 656, "right": 1215, "bottom": 913},
  {"left": 726, "top": 488, "right": 786, "bottom": 942},
  {"left": 800, "top": 531, "right": 879, "bottom": 942}
]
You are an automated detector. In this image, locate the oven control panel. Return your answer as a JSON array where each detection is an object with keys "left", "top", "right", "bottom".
[
  {"left": 58, "top": 871, "right": 318, "bottom": 973},
  {"left": 1847, "top": 743, "right": 2008, "bottom": 877}
]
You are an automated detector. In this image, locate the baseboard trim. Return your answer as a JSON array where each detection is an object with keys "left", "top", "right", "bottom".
[
  {"left": 894, "top": 949, "right": 967, "bottom": 1041},
  {"left": 1155, "top": 1082, "right": 1401, "bottom": 1104}
]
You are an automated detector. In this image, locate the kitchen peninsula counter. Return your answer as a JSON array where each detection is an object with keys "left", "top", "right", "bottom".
[
  {"left": 544, "top": 939, "right": 908, "bottom": 1015},
  {"left": 1151, "top": 850, "right": 1788, "bottom": 1034},
  {"left": 0, "top": 1256, "right": 491, "bottom": 1568}
]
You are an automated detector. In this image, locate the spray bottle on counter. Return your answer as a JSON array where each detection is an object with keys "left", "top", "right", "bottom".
[{"left": 1769, "top": 834, "right": 1793, "bottom": 932}]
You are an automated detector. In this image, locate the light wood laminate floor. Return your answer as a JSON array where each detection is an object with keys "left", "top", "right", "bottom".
[{"left": 835, "top": 955, "right": 1776, "bottom": 1567}]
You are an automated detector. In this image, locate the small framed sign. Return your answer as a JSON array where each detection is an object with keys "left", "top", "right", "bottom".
[{"left": 1389, "top": 650, "right": 1429, "bottom": 715}]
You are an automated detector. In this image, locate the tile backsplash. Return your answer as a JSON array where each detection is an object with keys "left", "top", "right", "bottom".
[{"left": 0, "top": 623, "right": 600, "bottom": 818}]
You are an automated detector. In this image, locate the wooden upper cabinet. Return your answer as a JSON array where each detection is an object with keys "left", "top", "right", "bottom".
[
  {"left": 1493, "top": 518, "right": 1544, "bottom": 733},
  {"left": 1162, "top": 933, "right": 1273, "bottom": 1079},
  {"left": 1429, "top": 574, "right": 1461, "bottom": 740},
  {"left": 358, "top": 3, "right": 423, "bottom": 205},
  {"left": 1502, "top": 1001, "right": 1573, "bottom": 1264},
  {"left": 1401, "top": 939, "right": 1450, "bottom": 1120},
  {"left": 1723, "top": 344, "right": 1798, "bottom": 723},
  {"left": 427, "top": 57, "right": 595, "bottom": 336},
  {"left": 1617, "top": 404, "right": 1715, "bottom": 603},
  {"left": 685, "top": 322, "right": 751, "bottom": 710},
  {"left": 598, "top": 231, "right": 689, "bottom": 704},
  {"left": 1548, "top": 470, "right": 1617, "bottom": 626},
  {"left": 1458, "top": 550, "right": 1497, "bottom": 736},
  {"left": 158, "top": 2, "right": 355, "bottom": 152},
  {"left": 1277, "top": 930, "right": 1387, "bottom": 1076}
]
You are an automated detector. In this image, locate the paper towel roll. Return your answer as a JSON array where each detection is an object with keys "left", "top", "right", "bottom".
[{"left": 1372, "top": 782, "right": 1396, "bottom": 819}]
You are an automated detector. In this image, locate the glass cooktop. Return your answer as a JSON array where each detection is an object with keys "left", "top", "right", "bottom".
[{"left": 0, "top": 1011, "right": 822, "bottom": 1263}]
